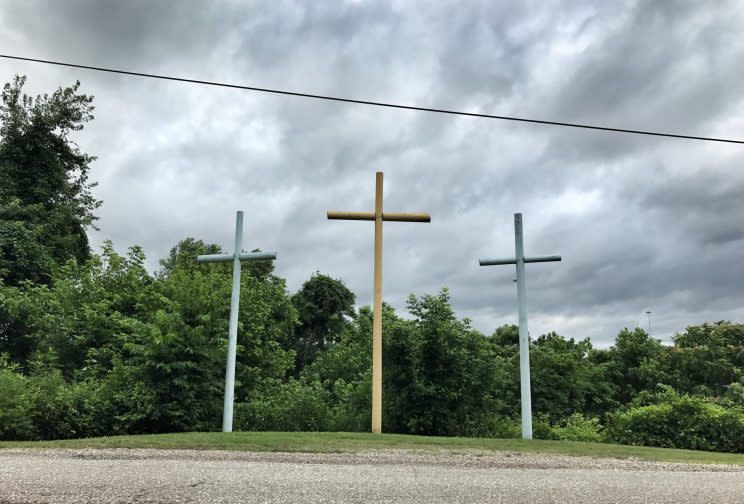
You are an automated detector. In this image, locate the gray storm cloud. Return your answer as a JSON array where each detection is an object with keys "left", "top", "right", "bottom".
[{"left": 1, "top": 0, "right": 742, "bottom": 345}]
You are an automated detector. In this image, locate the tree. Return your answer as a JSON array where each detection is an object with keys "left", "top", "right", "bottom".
[
  {"left": 491, "top": 324, "right": 519, "bottom": 347},
  {"left": 157, "top": 238, "right": 221, "bottom": 276},
  {"left": 289, "top": 273, "right": 355, "bottom": 372},
  {"left": 301, "top": 304, "right": 376, "bottom": 432},
  {"left": 2, "top": 242, "right": 158, "bottom": 379},
  {"left": 530, "top": 332, "right": 615, "bottom": 419},
  {"left": 668, "top": 321, "right": 744, "bottom": 396},
  {"left": 597, "top": 327, "right": 670, "bottom": 404},
  {"left": 152, "top": 238, "right": 297, "bottom": 430},
  {"left": 0, "top": 75, "right": 100, "bottom": 286},
  {"left": 384, "top": 289, "right": 505, "bottom": 436}
]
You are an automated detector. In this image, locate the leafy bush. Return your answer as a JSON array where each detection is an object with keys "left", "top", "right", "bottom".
[
  {"left": 90, "top": 362, "right": 158, "bottom": 436},
  {"left": 529, "top": 413, "right": 604, "bottom": 442},
  {"left": 327, "top": 376, "right": 372, "bottom": 432},
  {"left": 606, "top": 389, "right": 744, "bottom": 453},
  {"left": 483, "top": 416, "right": 521, "bottom": 439},
  {"left": 551, "top": 413, "right": 604, "bottom": 442},
  {"left": 234, "top": 380, "right": 331, "bottom": 432},
  {"left": 0, "top": 359, "right": 32, "bottom": 439},
  {"left": 532, "top": 415, "right": 555, "bottom": 440},
  {"left": 23, "top": 369, "right": 98, "bottom": 440}
]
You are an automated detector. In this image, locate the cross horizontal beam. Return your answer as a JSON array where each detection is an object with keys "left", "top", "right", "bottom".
[
  {"left": 479, "top": 255, "right": 561, "bottom": 266},
  {"left": 197, "top": 251, "right": 278, "bottom": 264},
  {"left": 327, "top": 211, "right": 430, "bottom": 222}
]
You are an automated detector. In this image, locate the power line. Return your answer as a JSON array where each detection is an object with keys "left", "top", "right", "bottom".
[{"left": 2, "top": 53, "right": 743, "bottom": 145}]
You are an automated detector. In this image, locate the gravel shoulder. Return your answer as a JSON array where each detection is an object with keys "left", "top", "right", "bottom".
[
  {"left": 2, "top": 448, "right": 743, "bottom": 504},
  {"left": 2, "top": 446, "right": 743, "bottom": 471}
]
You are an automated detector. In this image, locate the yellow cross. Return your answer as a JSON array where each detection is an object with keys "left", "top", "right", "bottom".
[{"left": 327, "top": 171, "right": 430, "bottom": 433}]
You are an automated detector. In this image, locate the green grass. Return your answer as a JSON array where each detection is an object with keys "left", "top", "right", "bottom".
[{"left": 3, "top": 431, "right": 744, "bottom": 465}]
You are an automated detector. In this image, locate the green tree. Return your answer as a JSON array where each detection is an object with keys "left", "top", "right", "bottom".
[
  {"left": 155, "top": 238, "right": 297, "bottom": 430},
  {"left": 3, "top": 242, "right": 158, "bottom": 379},
  {"left": 384, "top": 290, "right": 505, "bottom": 436},
  {"left": 0, "top": 75, "right": 100, "bottom": 286},
  {"left": 668, "top": 321, "right": 744, "bottom": 396},
  {"left": 157, "top": 238, "right": 220, "bottom": 276},
  {"left": 596, "top": 327, "right": 670, "bottom": 404},
  {"left": 289, "top": 273, "right": 355, "bottom": 373},
  {"left": 531, "top": 332, "right": 615, "bottom": 419},
  {"left": 491, "top": 324, "right": 519, "bottom": 347},
  {"left": 0, "top": 237, "right": 299, "bottom": 437}
]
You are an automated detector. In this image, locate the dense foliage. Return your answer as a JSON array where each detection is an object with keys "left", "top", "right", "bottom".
[
  {"left": 2, "top": 77, "right": 743, "bottom": 453},
  {"left": 0, "top": 76, "right": 99, "bottom": 287}
]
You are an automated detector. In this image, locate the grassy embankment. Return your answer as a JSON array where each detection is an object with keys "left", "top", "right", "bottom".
[{"left": 3, "top": 431, "right": 744, "bottom": 465}]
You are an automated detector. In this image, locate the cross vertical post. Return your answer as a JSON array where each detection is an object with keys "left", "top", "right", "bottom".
[
  {"left": 514, "top": 213, "right": 531, "bottom": 439},
  {"left": 372, "top": 172, "right": 384, "bottom": 433},
  {"left": 196, "top": 210, "right": 277, "bottom": 432},
  {"left": 224, "top": 210, "right": 244, "bottom": 433},
  {"left": 328, "top": 171, "right": 430, "bottom": 434},
  {"left": 479, "top": 213, "right": 561, "bottom": 440}
]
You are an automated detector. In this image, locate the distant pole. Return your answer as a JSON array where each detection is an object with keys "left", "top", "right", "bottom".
[
  {"left": 646, "top": 311, "right": 652, "bottom": 336},
  {"left": 478, "top": 213, "right": 561, "bottom": 440},
  {"left": 196, "top": 211, "right": 277, "bottom": 432}
]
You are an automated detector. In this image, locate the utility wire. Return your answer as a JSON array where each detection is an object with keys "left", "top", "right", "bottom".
[{"left": 2, "top": 53, "right": 742, "bottom": 145}]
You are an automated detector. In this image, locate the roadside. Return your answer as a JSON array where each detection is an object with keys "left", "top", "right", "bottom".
[
  {"left": 1, "top": 448, "right": 743, "bottom": 504},
  {"left": 3, "top": 447, "right": 744, "bottom": 472},
  {"left": 2, "top": 432, "right": 743, "bottom": 466}
]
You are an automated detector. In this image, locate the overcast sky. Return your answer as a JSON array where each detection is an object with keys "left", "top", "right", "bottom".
[{"left": 2, "top": 1, "right": 743, "bottom": 346}]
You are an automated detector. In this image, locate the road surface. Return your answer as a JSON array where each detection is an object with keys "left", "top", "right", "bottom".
[{"left": 1, "top": 448, "right": 742, "bottom": 503}]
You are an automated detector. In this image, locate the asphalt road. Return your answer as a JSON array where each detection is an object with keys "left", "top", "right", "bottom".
[{"left": 1, "top": 449, "right": 742, "bottom": 503}]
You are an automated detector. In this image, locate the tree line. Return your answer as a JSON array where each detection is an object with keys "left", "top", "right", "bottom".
[{"left": 1, "top": 76, "right": 743, "bottom": 452}]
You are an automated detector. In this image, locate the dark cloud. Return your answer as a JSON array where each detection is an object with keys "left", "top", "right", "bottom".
[{"left": 1, "top": 0, "right": 743, "bottom": 346}]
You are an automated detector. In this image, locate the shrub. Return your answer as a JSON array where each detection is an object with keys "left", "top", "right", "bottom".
[
  {"left": 23, "top": 369, "right": 106, "bottom": 440},
  {"left": 328, "top": 377, "right": 371, "bottom": 432},
  {"left": 234, "top": 379, "right": 331, "bottom": 431},
  {"left": 95, "top": 363, "right": 158, "bottom": 436},
  {"left": 551, "top": 413, "right": 604, "bottom": 442},
  {"left": 483, "top": 416, "right": 521, "bottom": 439},
  {"left": 0, "top": 362, "right": 33, "bottom": 440},
  {"left": 532, "top": 415, "right": 555, "bottom": 440},
  {"left": 715, "top": 408, "right": 744, "bottom": 453},
  {"left": 606, "top": 390, "right": 744, "bottom": 453},
  {"left": 528, "top": 413, "right": 604, "bottom": 442}
]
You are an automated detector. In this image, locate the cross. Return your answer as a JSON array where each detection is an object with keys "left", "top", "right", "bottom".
[
  {"left": 478, "top": 213, "right": 561, "bottom": 440},
  {"left": 328, "top": 171, "right": 430, "bottom": 434},
  {"left": 196, "top": 210, "right": 277, "bottom": 433}
]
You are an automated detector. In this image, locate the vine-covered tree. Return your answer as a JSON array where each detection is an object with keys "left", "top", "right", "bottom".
[
  {"left": 289, "top": 273, "right": 355, "bottom": 372},
  {"left": 0, "top": 75, "right": 100, "bottom": 286}
]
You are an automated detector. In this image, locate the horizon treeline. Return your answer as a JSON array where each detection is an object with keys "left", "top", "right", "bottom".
[{"left": 1, "top": 76, "right": 743, "bottom": 453}]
